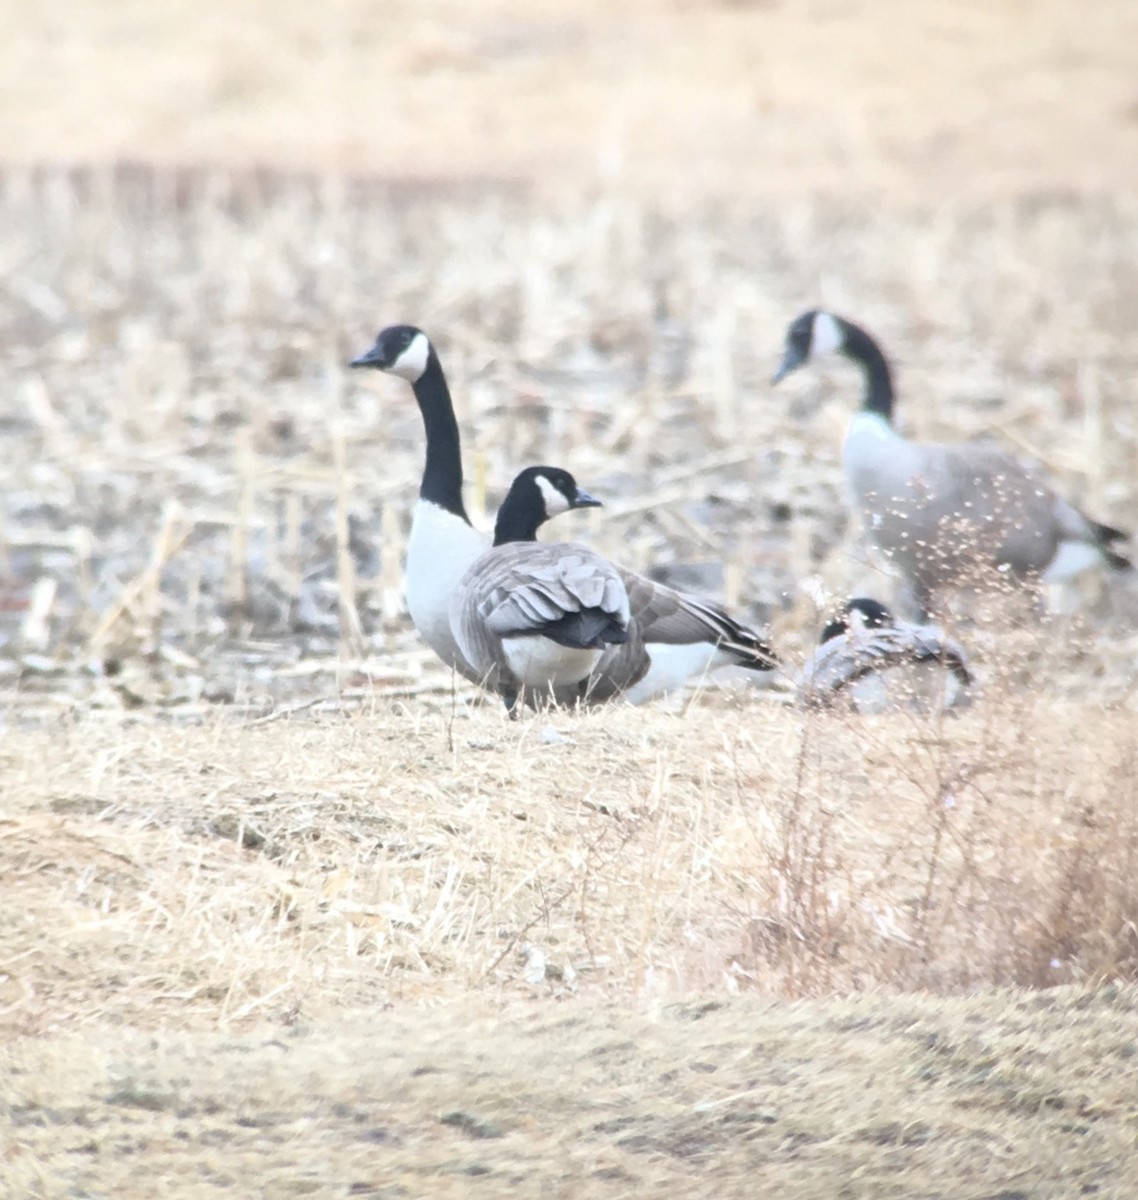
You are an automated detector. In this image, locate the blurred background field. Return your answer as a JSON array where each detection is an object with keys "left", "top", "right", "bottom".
[
  {"left": 3, "top": 2, "right": 1138, "bottom": 1196},
  {"left": 2, "top": 0, "right": 1136, "bottom": 201}
]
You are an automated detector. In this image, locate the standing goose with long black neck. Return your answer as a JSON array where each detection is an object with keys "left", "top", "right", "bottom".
[
  {"left": 772, "top": 310, "right": 1130, "bottom": 616},
  {"left": 350, "top": 324, "right": 778, "bottom": 702},
  {"left": 350, "top": 325, "right": 487, "bottom": 679}
]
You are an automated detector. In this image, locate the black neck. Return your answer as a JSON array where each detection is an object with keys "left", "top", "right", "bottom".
[
  {"left": 840, "top": 321, "right": 894, "bottom": 420},
  {"left": 819, "top": 617, "right": 846, "bottom": 645},
  {"left": 493, "top": 489, "right": 541, "bottom": 546},
  {"left": 413, "top": 350, "right": 470, "bottom": 521}
]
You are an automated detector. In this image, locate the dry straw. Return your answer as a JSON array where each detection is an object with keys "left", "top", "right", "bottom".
[{"left": 0, "top": 164, "right": 1137, "bottom": 1032}]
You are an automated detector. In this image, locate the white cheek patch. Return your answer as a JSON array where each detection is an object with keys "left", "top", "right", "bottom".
[
  {"left": 389, "top": 332, "right": 431, "bottom": 382},
  {"left": 535, "top": 474, "right": 570, "bottom": 517},
  {"left": 811, "top": 311, "right": 844, "bottom": 357},
  {"left": 847, "top": 606, "right": 871, "bottom": 632}
]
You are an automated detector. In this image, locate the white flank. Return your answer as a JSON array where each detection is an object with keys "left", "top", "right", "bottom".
[
  {"left": 811, "top": 311, "right": 845, "bottom": 357},
  {"left": 405, "top": 500, "right": 488, "bottom": 670},
  {"left": 534, "top": 474, "right": 570, "bottom": 517},
  {"left": 1042, "top": 539, "right": 1108, "bottom": 582},
  {"left": 502, "top": 638, "right": 602, "bottom": 690},
  {"left": 389, "top": 332, "right": 431, "bottom": 383},
  {"left": 620, "top": 641, "right": 737, "bottom": 706}
]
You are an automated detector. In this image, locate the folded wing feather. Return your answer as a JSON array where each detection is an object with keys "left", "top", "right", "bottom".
[{"left": 476, "top": 547, "right": 631, "bottom": 640}]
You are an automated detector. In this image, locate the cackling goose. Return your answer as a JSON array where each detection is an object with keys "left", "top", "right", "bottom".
[
  {"left": 450, "top": 466, "right": 629, "bottom": 712},
  {"left": 797, "top": 596, "right": 973, "bottom": 713}
]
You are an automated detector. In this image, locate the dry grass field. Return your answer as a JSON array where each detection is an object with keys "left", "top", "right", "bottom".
[
  {"left": 4, "top": 1, "right": 1138, "bottom": 1196},
  {"left": 2, "top": 0, "right": 1138, "bottom": 201}
]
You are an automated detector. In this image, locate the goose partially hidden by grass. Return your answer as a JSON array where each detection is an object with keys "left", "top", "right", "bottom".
[
  {"left": 797, "top": 597, "right": 973, "bottom": 713},
  {"left": 350, "top": 324, "right": 777, "bottom": 704},
  {"left": 450, "top": 466, "right": 628, "bottom": 713},
  {"left": 772, "top": 310, "right": 1131, "bottom": 617}
]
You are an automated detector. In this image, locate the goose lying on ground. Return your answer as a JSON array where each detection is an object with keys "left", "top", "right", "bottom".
[
  {"left": 797, "top": 597, "right": 973, "bottom": 713},
  {"left": 772, "top": 310, "right": 1130, "bottom": 617},
  {"left": 450, "top": 466, "right": 628, "bottom": 713},
  {"left": 350, "top": 324, "right": 778, "bottom": 704}
]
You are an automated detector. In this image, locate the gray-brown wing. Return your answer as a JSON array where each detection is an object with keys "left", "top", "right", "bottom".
[
  {"left": 620, "top": 572, "right": 775, "bottom": 660},
  {"left": 861, "top": 440, "right": 1067, "bottom": 585},
  {"left": 450, "top": 543, "right": 628, "bottom": 671},
  {"left": 583, "top": 570, "right": 777, "bottom": 701},
  {"left": 916, "top": 438, "right": 1127, "bottom": 577},
  {"left": 798, "top": 624, "right": 971, "bottom": 704},
  {"left": 478, "top": 547, "right": 629, "bottom": 638}
]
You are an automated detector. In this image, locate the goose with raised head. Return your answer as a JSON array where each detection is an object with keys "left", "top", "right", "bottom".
[
  {"left": 350, "top": 325, "right": 488, "bottom": 679},
  {"left": 772, "top": 310, "right": 1130, "bottom": 616},
  {"left": 451, "top": 466, "right": 629, "bottom": 712},
  {"left": 797, "top": 597, "right": 973, "bottom": 713},
  {"left": 350, "top": 324, "right": 778, "bottom": 702}
]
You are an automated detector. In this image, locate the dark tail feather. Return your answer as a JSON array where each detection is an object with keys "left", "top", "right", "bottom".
[
  {"left": 1085, "top": 519, "right": 1131, "bottom": 570},
  {"left": 1093, "top": 519, "right": 1129, "bottom": 546},
  {"left": 721, "top": 628, "right": 779, "bottom": 672},
  {"left": 542, "top": 609, "right": 629, "bottom": 649},
  {"left": 913, "top": 646, "right": 974, "bottom": 687}
]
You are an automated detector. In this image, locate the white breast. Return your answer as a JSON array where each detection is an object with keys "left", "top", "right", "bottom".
[
  {"left": 842, "top": 412, "right": 903, "bottom": 483},
  {"left": 405, "top": 500, "right": 489, "bottom": 671},
  {"left": 841, "top": 412, "right": 928, "bottom": 531}
]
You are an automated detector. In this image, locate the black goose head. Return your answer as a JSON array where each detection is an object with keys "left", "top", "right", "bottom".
[
  {"left": 494, "top": 466, "right": 603, "bottom": 546},
  {"left": 819, "top": 596, "right": 893, "bottom": 645},
  {"left": 772, "top": 310, "right": 848, "bottom": 384},
  {"left": 350, "top": 324, "right": 433, "bottom": 383}
]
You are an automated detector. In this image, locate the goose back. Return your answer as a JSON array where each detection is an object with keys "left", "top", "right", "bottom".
[
  {"left": 798, "top": 600, "right": 973, "bottom": 713},
  {"left": 844, "top": 425, "right": 1099, "bottom": 591},
  {"left": 451, "top": 542, "right": 630, "bottom": 707}
]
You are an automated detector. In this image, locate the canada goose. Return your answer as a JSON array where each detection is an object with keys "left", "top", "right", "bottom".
[
  {"left": 797, "top": 597, "right": 973, "bottom": 713},
  {"left": 450, "top": 466, "right": 629, "bottom": 712},
  {"left": 349, "top": 325, "right": 489, "bottom": 680},
  {"left": 772, "top": 310, "right": 1131, "bottom": 616},
  {"left": 350, "top": 324, "right": 778, "bottom": 703}
]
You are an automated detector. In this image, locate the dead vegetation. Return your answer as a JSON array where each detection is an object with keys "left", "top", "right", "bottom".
[
  {"left": 4, "top": 691, "right": 1138, "bottom": 1193},
  {"left": 3, "top": 165, "right": 1138, "bottom": 707},
  {"left": 5, "top": 985, "right": 1138, "bottom": 1198},
  {"left": 4, "top": 685, "right": 1138, "bottom": 1031},
  {"left": 2, "top": 153, "right": 1138, "bottom": 1195}
]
